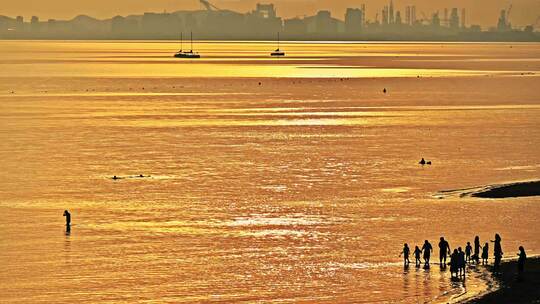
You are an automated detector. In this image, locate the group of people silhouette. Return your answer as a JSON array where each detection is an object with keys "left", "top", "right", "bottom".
[
  {"left": 418, "top": 158, "right": 432, "bottom": 165},
  {"left": 400, "top": 234, "right": 527, "bottom": 279},
  {"left": 60, "top": 210, "right": 527, "bottom": 279}
]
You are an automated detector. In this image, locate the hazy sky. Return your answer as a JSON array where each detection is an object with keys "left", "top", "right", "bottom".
[{"left": 2, "top": 0, "right": 539, "bottom": 27}]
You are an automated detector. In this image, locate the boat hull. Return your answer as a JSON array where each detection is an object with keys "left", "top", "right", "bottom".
[{"left": 174, "top": 53, "right": 201, "bottom": 59}]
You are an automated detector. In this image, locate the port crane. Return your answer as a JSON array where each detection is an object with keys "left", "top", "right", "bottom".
[{"left": 199, "top": 0, "right": 220, "bottom": 11}]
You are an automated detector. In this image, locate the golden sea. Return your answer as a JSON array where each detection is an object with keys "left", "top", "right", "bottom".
[{"left": 0, "top": 40, "right": 539, "bottom": 303}]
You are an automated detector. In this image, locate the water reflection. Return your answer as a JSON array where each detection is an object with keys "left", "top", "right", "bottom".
[{"left": 0, "top": 41, "right": 539, "bottom": 304}]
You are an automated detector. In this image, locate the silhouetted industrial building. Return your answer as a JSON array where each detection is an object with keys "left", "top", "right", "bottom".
[
  {"left": 497, "top": 9, "right": 511, "bottom": 31},
  {"left": 432, "top": 12, "right": 441, "bottom": 28},
  {"left": 246, "top": 3, "right": 282, "bottom": 37},
  {"left": 284, "top": 18, "right": 307, "bottom": 36},
  {"left": 0, "top": 2, "right": 538, "bottom": 41},
  {"left": 31, "top": 16, "right": 40, "bottom": 32},
  {"left": 345, "top": 8, "right": 364, "bottom": 33},
  {"left": 308, "top": 11, "right": 341, "bottom": 35},
  {"left": 389, "top": 0, "right": 395, "bottom": 25},
  {"left": 449, "top": 8, "right": 460, "bottom": 30},
  {"left": 395, "top": 11, "right": 402, "bottom": 26},
  {"left": 382, "top": 6, "right": 389, "bottom": 25}
]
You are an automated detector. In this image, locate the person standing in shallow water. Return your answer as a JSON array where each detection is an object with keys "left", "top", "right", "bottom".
[
  {"left": 492, "top": 234, "right": 503, "bottom": 271},
  {"left": 400, "top": 243, "right": 410, "bottom": 266},
  {"left": 458, "top": 247, "right": 466, "bottom": 277},
  {"left": 481, "top": 242, "right": 489, "bottom": 265},
  {"left": 438, "top": 237, "right": 451, "bottom": 267},
  {"left": 473, "top": 236, "right": 482, "bottom": 264},
  {"left": 63, "top": 210, "right": 71, "bottom": 232},
  {"left": 413, "top": 246, "right": 422, "bottom": 267},
  {"left": 517, "top": 246, "right": 526, "bottom": 273},
  {"left": 422, "top": 240, "right": 433, "bottom": 268},
  {"left": 450, "top": 249, "right": 459, "bottom": 278},
  {"left": 465, "top": 242, "right": 472, "bottom": 264}
]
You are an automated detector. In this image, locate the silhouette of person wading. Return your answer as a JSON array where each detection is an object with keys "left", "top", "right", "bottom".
[
  {"left": 400, "top": 243, "right": 411, "bottom": 267},
  {"left": 63, "top": 210, "right": 71, "bottom": 233},
  {"left": 438, "top": 237, "right": 451, "bottom": 267},
  {"left": 492, "top": 233, "right": 503, "bottom": 272},
  {"left": 473, "top": 236, "right": 482, "bottom": 264},
  {"left": 450, "top": 249, "right": 459, "bottom": 278},
  {"left": 413, "top": 246, "right": 422, "bottom": 267},
  {"left": 422, "top": 240, "right": 433, "bottom": 268},
  {"left": 458, "top": 247, "right": 466, "bottom": 277},
  {"left": 517, "top": 246, "right": 527, "bottom": 274}
]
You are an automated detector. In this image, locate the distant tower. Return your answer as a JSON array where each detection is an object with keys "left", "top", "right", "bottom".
[
  {"left": 405, "top": 6, "right": 411, "bottom": 25},
  {"left": 389, "top": 0, "right": 395, "bottom": 24},
  {"left": 30, "top": 16, "right": 39, "bottom": 32},
  {"left": 411, "top": 6, "right": 417, "bottom": 25},
  {"left": 449, "top": 8, "right": 459, "bottom": 30},
  {"left": 254, "top": 3, "right": 277, "bottom": 19},
  {"left": 345, "top": 8, "right": 363, "bottom": 33},
  {"left": 497, "top": 9, "right": 509, "bottom": 31},
  {"left": 444, "top": 8, "right": 448, "bottom": 27},
  {"left": 382, "top": 6, "right": 389, "bottom": 25},
  {"left": 361, "top": 4, "right": 366, "bottom": 25},
  {"left": 432, "top": 12, "right": 440, "bottom": 27},
  {"left": 461, "top": 8, "right": 466, "bottom": 28},
  {"left": 395, "top": 11, "right": 402, "bottom": 25},
  {"left": 15, "top": 16, "right": 24, "bottom": 31}
]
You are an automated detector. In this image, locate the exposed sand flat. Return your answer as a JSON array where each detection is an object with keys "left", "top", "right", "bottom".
[
  {"left": 471, "top": 181, "right": 540, "bottom": 198},
  {"left": 437, "top": 180, "right": 540, "bottom": 199},
  {"left": 463, "top": 257, "right": 540, "bottom": 303}
]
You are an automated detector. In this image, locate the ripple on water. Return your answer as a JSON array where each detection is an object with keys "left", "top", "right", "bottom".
[
  {"left": 227, "top": 215, "right": 326, "bottom": 227},
  {"left": 381, "top": 186, "right": 414, "bottom": 193}
]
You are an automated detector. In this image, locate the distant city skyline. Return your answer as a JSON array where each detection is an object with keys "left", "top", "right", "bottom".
[
  {"left": 1, "top": 0, "right": 538, "bottom": 41},
  {"left": 2, "top": 0, "right": 540, "bottom": 27}
]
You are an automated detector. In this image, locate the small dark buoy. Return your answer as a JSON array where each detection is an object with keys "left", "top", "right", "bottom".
[
  {"left": 113, "top": 175, "right": 118, "bottom": 180},
  {"left": 139, "top": 174, "right": 144, "bottom": 178},
  {"left": 383, "top": 88, "right": 387, "bottom": 94},
  {"left": 258, "top": 82, "right": 261, "bottom": 86}
]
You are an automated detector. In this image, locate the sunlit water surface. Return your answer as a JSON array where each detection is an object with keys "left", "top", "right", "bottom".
[{"left": 1, "top": 41, "right": 539, "bottom": 303}]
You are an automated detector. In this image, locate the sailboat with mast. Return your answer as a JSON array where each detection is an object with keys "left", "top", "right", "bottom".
[
  {"left": 174, "top": 32, "right": 201, "bottom": 59},
  {"left": 270, "top": 32, "right": 285, "bottom": 57}
]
